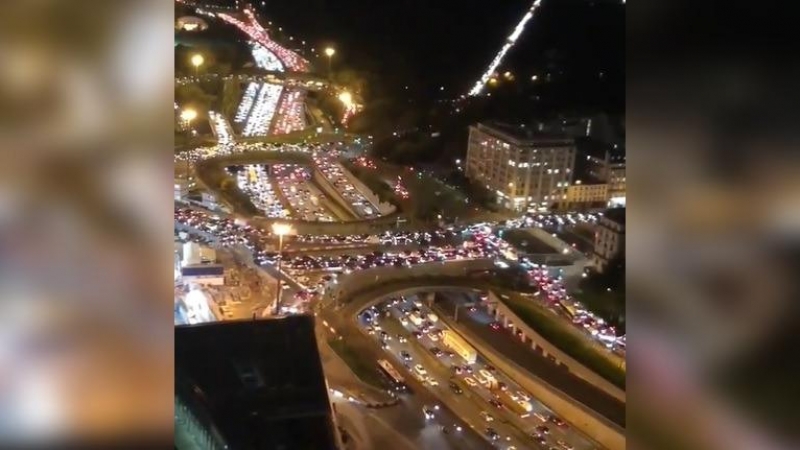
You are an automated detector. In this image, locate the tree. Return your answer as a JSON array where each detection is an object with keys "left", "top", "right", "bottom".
[
  {"left": 221, "top": 78, "right": 243, "bottom": 120},
  {"left": 175, "top": 84, "right": 216, "bottom": 117},
  {"left": 332, "top": 68, "right": 367, "bottom": 96},
  {"left": 577, "top": 254, "right": 626, "bottom": 331}
]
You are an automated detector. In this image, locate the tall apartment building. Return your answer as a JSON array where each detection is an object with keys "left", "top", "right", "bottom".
[
  {"left": 565, "top": 181, "right": 609, "bottom": 207},
  {"left": 466, "top": 123, "right": 576, "bottom": 212},
  {"left": 579, "top": 143, "right": 626, "bottom": 208},
  {"left": 593, "top": 208, "right": 625, "bottom": 272},
  {"left": 607, "top": 149, "right": 626, "bottom": 207}
]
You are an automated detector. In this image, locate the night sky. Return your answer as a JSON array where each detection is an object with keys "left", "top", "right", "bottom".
[{"left": 252, "top": 0, "right": 623, "bottom": 104}]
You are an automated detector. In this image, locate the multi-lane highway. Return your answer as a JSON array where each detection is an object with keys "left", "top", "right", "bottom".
[
  {"left": 176, "top": 180, "right": 623, "bottom": 448},
  {"left": 435, "top": 292, "right": 625, "bottom": 428},
  {"left": 354, "top": 293, "right": 602, "bottom": 450}
]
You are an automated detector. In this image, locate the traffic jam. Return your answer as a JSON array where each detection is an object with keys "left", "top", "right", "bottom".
[
  {"left": 174, "top": 207, "right": 625, "bottom": 355},
  {"left": 522, "top": 265, "right": 625, "bottom": 357},
  {"left": 360, "top": 294, "right": 596, "bottom": 450}
]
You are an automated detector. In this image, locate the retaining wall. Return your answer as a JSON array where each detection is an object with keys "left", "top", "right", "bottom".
[
  {"left": 487, "top": 292, "right": 626, "bottom": 402},
  {"left": 326, "top": 267, "right": 625, "bottom": 450},
  {"left": 335, "top": 161, "right": 396, "bottom": 216},
  {"left": 311, "top": 168, "right": 360, "bottom": 218},
  {"left": 437, "top": 310, "right": 626, "bottom": 450}
]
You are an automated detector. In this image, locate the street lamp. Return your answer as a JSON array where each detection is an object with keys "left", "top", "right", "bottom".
[
  {"left": 324, "top": 47, "right": 335, "bottom": 77},
  {"left": 180, "top": 108, "right": 197, "bottom": 132},
  {"left": 191, "top": 53, "right": 204, "bottom": 77},
  {"left": 338, "top": 91, "right": 353, "bottom": 108},
  {"left": 180, "top": 108, "right": 197, "bottom": 124},
  {"left": 272, "top": 222, "right": 294, "bottom": 314}
]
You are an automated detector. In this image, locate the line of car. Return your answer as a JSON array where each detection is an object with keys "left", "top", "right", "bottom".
[
  {"left": 313, "top": 155, "right": 381, "bottom": 219},
  {"left": 176, "top": 206, "right": 625, "bottom": 361},
  {"left": 363, "top": 296, "right": 586, "bottom": 450}
]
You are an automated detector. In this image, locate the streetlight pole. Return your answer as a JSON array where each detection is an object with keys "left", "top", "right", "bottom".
[
  {"left": 271, "top": 223, "right": 293, "bottom": 315},
  {"left": 191, "top": 53, "right": 204, "bottom": 78},
  {"left": 180, "top": 108, "right": 197, "bottom": 136},
  {"left": 324, "top": 47, "right": 335, "bottom": 79},
  {"left": 275, "top": 232, "right": 284, "bottom": 314}
]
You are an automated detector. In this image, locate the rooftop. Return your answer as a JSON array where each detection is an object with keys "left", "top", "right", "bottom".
[
  {"left": 474, "top": 122, "right": 574, "bottom": 147},
  {"left": 572, "top": 175, "right": 606, "bottom": 186},
  {"left": 602, "top": 207, "right": 626, "bottom": 227},
  {"left": 175, "top": 316, "right": 338, "bottom": 450},
  {"left": 181, "top": 264, "right": 225, "bottom": 277}
]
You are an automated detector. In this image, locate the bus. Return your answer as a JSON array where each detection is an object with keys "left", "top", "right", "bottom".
[
  {"left": 377, "top": 359, "right": 407, "bottom": 391},
  {"left": 442, "top": 329, "right": 477, "bottom": 364},
  {"left": 493, "top": 389, "right": 532, "bottom": 418},
  {"left": 474, "top": 370, "right": 498, "bottom": 389}
]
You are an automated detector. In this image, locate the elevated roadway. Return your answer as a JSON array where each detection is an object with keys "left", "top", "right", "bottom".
[
  {"left": 317, "top": 261, "right": 625, "bottom": 450},
  {"left": 194, "top": 150, "right": 413, "bottom": 235}
]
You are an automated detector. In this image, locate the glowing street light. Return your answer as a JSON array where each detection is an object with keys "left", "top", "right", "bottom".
[
  {"left": 180, "top": 108, "right": 197, "bottom": 124},
  {"left": 324, "top": 47, "right": 336, "bottom": 76},
  {"left": 191, "top": 53, "right": 204, "bottom": 76},
  {"left": 180, "top": 108, "right": 197, "bottom": 133},
  {"left": 272, "top": 222, "right": 294, "bottom": 314},
  {"left": 338, "top": 91, "right": 353, "bottom": 108}
]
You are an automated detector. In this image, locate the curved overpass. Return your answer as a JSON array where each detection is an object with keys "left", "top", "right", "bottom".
[
  {"left": 318, "top": 261, "right": 625, "bottom": 450},
  {"left": 194, "top": 150, "right": 413, "bottom": 235},
  {"left": 175, "top": 72, "right": 330, "bottom": 91}
]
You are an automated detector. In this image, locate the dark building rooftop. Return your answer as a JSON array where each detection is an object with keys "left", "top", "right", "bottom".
[
  {"left": 576, "top": 137, "right": 612, "bottom": 160},
  {"left": 474, "top": 122, "right": 573, "bottom": 146},
  {"left": 609, "top": 147, "right": 626, "bottom": 165},
  {"left": 181, "top": 264, "right": 225, "bottom": 277},
  {"left": 175, "top": 316, "right": 338, "bottom": 450},
  {"left": 602, "top": 207, "right": 626, "bottom": 227}
]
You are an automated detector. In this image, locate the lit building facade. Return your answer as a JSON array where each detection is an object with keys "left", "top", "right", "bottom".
[
  {"left": 584, "top": 146, "right": 625, "bottom": 207},
  {"left": 565, "top": 181, "right": 609, "bottom": 207},
  {"left": 607, "top": 153, "right": 626, "bottom": 207},
  {"left": 175, "top": 180, "right": 190, "bottom": 201},
  {"left": 593, "top": 208, "right": 625, "bottom": 272},
  {"left": 466, "top": 123, "right": 576, "bottom": 212}
]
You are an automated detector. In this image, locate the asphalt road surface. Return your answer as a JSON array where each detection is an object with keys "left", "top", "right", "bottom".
[
  {"left": 436, "top": 291, "right": 625, "bottom": 428},
  {"left": 360, "top": 294, "right": 603, "bottom": 450}
]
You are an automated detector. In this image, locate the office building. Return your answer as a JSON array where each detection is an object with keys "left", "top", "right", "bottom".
[
  {"left": 180, "top": 264, "right": 225, "bottom": 285},
  {"left": 466, "top": 123, "right": 576, "bottom": 211},
  {"left": 593, "top": 208, "right": 625, "bottom": 272},
  {"left": 175, "top": 180, "right": 190, "bottom": 201},
  {"left": 182, "top": 242, "right": 217, "bottom": 267},
  {"left": 577, "top": 141, "right": 626, "bottom": 208},
  {"left": 175, "top": 317, "right": 341, "bottom": 450},
  {"left": 533, "top": 113, "right": 620, "bottom": 145},
  {"left": 607, "top": 149, "right": 626, "bottom": 207},
  {"left": 565, "top": 181, "right": 609, "bottom": 208}
]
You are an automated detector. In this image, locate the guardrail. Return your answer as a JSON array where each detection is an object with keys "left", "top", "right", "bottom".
[
  {"left": 310, "top": 167, "right": 360, "bottom": 218},
  {"left": 435, "top": 310, "right": 625, "bottom": 450},
  {"left": 334, "top": 161, "right": 396, "bottom": 216},
  {"left": 487, "top": 292, "right": 626, "bottom": 402}
]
